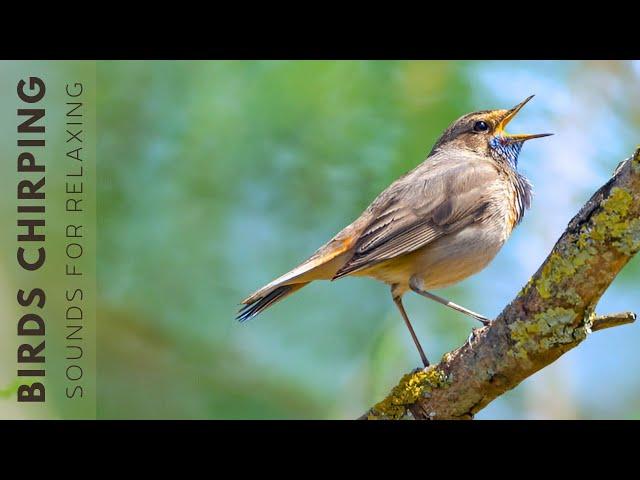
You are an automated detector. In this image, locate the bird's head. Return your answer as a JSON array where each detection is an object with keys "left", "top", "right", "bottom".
[{"left": 432, "top": 95, "right": 552, "bottom": 168}]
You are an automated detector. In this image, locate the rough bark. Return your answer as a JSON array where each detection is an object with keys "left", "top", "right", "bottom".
[{"left": 362, "top": 147, "right": 640, "bottom": 420}]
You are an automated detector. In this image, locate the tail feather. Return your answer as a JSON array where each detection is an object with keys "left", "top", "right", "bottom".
[
  {"left": 236, "top": 282, "right": 309, "bottom": 322},
  {"left": 237, "top": 229, "right": 359, "bottom": 322}
]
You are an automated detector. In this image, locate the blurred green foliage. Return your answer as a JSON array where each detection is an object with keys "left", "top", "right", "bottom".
[{"left": 95, "top": 61, "right": 640, "bottom": 419}]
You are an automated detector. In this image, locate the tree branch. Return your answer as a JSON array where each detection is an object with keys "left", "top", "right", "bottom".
[{"left": 362, "top": 147, "right": 640, "bottom": 420}]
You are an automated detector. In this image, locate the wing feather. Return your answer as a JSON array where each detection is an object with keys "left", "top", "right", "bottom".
[{"left": 333, "top": 153, "right": 498, "bottom": 279}]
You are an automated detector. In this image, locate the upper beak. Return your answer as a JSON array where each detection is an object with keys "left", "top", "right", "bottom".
[{"left": 497, "top": 95, "right": 553, "bottom": 144}]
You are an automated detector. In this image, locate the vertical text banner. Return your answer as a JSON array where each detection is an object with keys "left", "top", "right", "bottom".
[{"left": 0, "top": 61, "right": 96, "bottom": 419}]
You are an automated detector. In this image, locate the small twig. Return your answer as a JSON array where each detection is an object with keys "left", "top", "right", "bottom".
[{"left": 591, "top": 312, "right": 637, "bottom": 332}]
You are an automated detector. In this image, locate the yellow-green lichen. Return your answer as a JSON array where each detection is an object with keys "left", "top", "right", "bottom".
[
  {"left": 535, "top": 187, "right": 637, "bottom": 301},
  {"left": 613, "top": 218, "right": 640, "bottom": 255},
  {"left": 536, "top": 253, "right": 582, "bottom": 300},
  {"left": 561, "top": 287, "right": 583, "bottom": 305},
  {"left": 590, "top": 187, "right": 633, "bottom": 242},
  {"left": 590, "top": 187, "right": 640, "bottom": 256},
  {"left": 368, "top": 367, "right": 449, "bottom": 420},
  {"left": 508, "top": 307, "right": 585, "bottom": 360}
]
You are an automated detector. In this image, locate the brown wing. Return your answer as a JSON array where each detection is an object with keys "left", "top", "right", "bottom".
[{"left": 333, "top": 153, "right": 499, "bottom": 279}]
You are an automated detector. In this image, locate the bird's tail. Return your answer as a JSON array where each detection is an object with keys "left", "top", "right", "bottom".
[
  {"left": 237, "top": 227, "right": 357, "bottom": 322},
  {"left": 236, "top": 282, "right": 309, "bottom": 322}
]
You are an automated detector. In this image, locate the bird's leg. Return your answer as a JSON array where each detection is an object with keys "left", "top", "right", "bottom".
[
  {"left": 392, "top": 291, "right": 430, "bottom": 368},
  {"left": 409, "top": 282, "right": 492, "bottom": 326}
]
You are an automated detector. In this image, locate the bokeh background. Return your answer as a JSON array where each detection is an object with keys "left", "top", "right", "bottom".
[
  {"left": 4, "top": 61, "right": 638, "bottom": 419},
  {"left": 96, "top": 60, "right": 640, "bottom": 419}
]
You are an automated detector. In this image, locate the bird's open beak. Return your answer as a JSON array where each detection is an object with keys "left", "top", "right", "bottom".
[{"left": 497, "top": 95, "right": 553, "bottom": 144}]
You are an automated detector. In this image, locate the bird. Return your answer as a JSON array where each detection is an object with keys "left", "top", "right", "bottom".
[{"left": 237, "top": 95, "right": 551, "bottom": 367}]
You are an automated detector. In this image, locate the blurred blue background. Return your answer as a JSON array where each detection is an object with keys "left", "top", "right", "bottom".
[{"left": 97, "top": 60, "right": 640, "bottom": 419}]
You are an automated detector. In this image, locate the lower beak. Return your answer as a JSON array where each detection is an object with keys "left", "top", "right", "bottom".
[
  {"left": 497, "top": 95, "right": 553, "bottom": 144},
  {"left": 503, "top": 132, "right": 554, "bottom": 144}
]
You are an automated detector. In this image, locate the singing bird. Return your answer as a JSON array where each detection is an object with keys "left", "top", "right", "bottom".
[{"left": 237, "top": 96, "right": 551, "bottom": 367}]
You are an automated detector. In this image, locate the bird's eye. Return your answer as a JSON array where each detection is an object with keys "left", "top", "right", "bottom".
[{"left": 473, "top": 121, "right": 489, "bottom": 132}]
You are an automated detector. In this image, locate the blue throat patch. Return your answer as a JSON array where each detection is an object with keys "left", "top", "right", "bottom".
[{"left": 489, "top": 137, "right": 523, "bottom": 167}]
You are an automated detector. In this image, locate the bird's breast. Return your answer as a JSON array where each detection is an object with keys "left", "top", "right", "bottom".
[
  {"left": 416, "top": 221, "right": 507, "bottom": 289},
  {"left": 358, "top": 220, "right": 508, "bottom": 290},
  {"left": 502, "top": 170, "right": 532, "bottom": 237}
]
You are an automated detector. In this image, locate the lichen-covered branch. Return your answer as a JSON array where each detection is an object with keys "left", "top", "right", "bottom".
[{"left": 362, "top": 147, "right": 640, "bottom": 420}]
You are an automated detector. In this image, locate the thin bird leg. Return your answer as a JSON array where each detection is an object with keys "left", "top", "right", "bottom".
[
  {"left": 410, "top": 286, "right": 492, "bottom": 326},
  {"left": 392, "top": 294, "right": 430, "bottom": 367}
]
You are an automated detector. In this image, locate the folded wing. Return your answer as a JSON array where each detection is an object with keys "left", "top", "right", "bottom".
[{"left": 333, "top": 154, "right": 498, "bottom": 279}]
